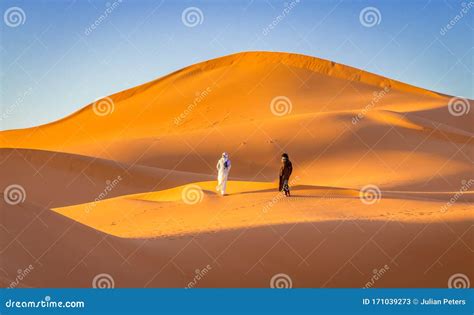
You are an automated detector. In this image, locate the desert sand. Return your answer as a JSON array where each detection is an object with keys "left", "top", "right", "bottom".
[{"left": 1, "top": 51, "right": 472, "bottom": 288}]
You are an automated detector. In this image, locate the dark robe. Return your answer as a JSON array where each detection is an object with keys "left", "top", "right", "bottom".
[{"left": 278, "top": 160, "right": 293, "bottom": 191}]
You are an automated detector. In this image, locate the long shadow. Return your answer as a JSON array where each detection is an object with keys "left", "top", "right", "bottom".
[{"left": 3, "top": 200, "right": 473, "bottom": 288}]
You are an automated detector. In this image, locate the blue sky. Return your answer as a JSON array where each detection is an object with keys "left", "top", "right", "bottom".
[{"left": 0, "top": 0, "right": 472, "bottom": 130}]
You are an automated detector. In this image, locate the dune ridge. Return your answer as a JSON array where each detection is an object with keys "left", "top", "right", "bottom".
[
  {"left": 177, "top": 52, "right": 446, "bottom": 97},
  {"left": 0, "top": 51, "right": 446, "bottom": 134},
  {"left": 1, "top": 51, "right": 472, "bottom": 288},
  {"left": 0, "top": 51, "right": 455, "bottom": 144},
  {"left": 51, "top": 180, "right": 474, "bottom": 238}
]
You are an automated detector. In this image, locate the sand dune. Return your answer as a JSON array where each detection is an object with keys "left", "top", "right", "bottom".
[
  {"left": 1, "top": 52, "right": 470, "bottom": 192},
  {"left": 52, "top": 181, "right": 474, "bottom": 238},
  {"left": 2, "top": 189, "right": 471, "bottom": 288},
  {"left": 0, "top": 52, "right": 456, "bottom": 151},
  {"left": 1, "top": 51, "right": 472, "bottom": 288},
  {"left": 0, "top": 148, "right": 213, "bottom": 207}
]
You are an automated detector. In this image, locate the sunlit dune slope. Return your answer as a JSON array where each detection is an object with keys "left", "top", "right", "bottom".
[
  {"left": 0, "top": 51, "right": 454, "bottom": 150},
  {"left": 52, "top": 181, "right": 474, "bottom": 238},
  {"left": 1, "top": 52, "right": 473, "bottom": 289},
  {"left": 1, "top": 51, "right": 472, "bottom": 193},
  {"left": 2, "top": 196, "right": 472, "bottom": 288}
]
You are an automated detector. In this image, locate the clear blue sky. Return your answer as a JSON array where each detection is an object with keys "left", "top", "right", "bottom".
[{"left": 0, "top": 0, "right": 472, "bottom": 130}]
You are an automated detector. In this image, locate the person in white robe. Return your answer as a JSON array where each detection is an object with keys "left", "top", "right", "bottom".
[{"left": 216, "top": 152, "right": 231, "bottom": 196}]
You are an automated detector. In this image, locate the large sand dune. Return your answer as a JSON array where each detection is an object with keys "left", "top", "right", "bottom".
[{"left": 1, "top": 51, "right": 472, "bottom": 288}]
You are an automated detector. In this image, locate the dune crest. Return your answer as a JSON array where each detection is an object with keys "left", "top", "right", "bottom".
[
  {"left": 0, "top": 51, "right": 454, "bottom": 138},
  {"left": 173, "top": 51, "right": 445, "bottom": 97},
  {"left": 52, "top": 180, "right": 474, "bottom": 238},
  {"left": 1, "top": 51, "right": 473, "bottom": 288}
]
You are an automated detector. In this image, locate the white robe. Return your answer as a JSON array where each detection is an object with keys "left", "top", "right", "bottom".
[{"left": 216, "top": 157, "right": 231, "bottom": 195}]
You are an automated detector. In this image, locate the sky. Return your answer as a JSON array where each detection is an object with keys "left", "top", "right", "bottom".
[{"left": 0, "top": 0, "right": 472, "bottom": 130}]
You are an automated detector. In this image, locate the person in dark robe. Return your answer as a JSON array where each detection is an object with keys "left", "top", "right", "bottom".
[{"left": 279, "top": 153, "right": 293, "bottom": 197}]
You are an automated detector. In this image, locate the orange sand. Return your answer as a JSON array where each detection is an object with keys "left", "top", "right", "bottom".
[{"left": 1, "top": 52, "right": 472, "bottom": 288}]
